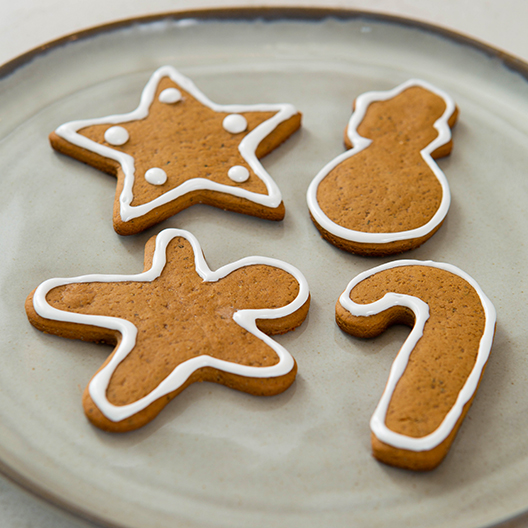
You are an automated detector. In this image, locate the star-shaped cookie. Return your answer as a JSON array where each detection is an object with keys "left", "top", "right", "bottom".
[
  {"left": 25, "top": 229, "right": 310, "bottom": 432},
  {"left": 49, "top": 66, "right": 302, "bottom": 235}
]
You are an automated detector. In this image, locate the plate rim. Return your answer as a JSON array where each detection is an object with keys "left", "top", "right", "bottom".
[
  {"left": 2, "top": 7, "right": 528, "bottom": 528},
  {"left": 2, "top": 6, "right": 528, "bottom": 81}
]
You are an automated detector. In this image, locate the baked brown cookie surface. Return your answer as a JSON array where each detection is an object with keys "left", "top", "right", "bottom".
[
  {"left": 307, "top": 79, "right": 458, "bottom": 256},
  {"left": 26, "top": 229, "right": 310, "bottom": 432},
  {"left": 50, "top": 66, "right": 301, "bottom": 235},
  {"left": 336, "top": 260, "right": 496, "bottom": 470}
]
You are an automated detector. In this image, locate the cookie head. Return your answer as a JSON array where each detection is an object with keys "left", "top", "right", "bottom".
[
  {"left": 355, "top": 85, "right": 449, "bottom": 147},
  {"left": 50, "top": 66, "right": 302, "bottom": 235}
]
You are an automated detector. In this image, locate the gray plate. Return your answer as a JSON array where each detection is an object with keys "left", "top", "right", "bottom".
[{"left": 1, "top": 9, "right": 528, "bottom": 528}]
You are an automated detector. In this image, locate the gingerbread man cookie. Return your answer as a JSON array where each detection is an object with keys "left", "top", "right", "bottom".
[
  {"left": 25, "top": 229, "right": 310, "bottom": 432},
  {"left": 50, "top": 66, "right": 302, "bottom": 235},
  {"left": 307, "top": 79, "right": 458, "bottom": 256},
  {"left": 336, "top": 260, "right": 496, "bottom": 470}
]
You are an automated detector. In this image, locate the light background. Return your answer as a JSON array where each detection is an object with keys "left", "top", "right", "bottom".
[{"left": 1, "top": 1, "right": 527, "bottom": 527}]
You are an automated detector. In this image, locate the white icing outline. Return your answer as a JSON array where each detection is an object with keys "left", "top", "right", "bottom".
[
  {"left": 339, "top": 260, "right": 496, "bottom": 452},
  {"left": 307, "top": 79, "right": 456, "bottom": 245},
  {"left": 32, "top": 228, "right": 309, "bottom": 423},
  {"left": 55, "top": 66, "right": 298, "bottom": 223}
]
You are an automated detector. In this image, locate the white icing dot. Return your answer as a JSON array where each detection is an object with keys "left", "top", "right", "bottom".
[
  {"left": 228, "top": 166, "right": 250, "bottom": 183},
  {"left": 223, "top": 114, "right": 248, "bottom": 134},
  {"left": 159, "top": 88, "right": 182, "bottom": 104},
  {"left": 104, "top": 126, "right": 129, "bottom": 146},
  {"left": 145, "top": 168, "right": 168, "bottom": 185}
]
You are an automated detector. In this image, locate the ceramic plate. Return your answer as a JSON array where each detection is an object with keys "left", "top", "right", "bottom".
[{"left": 1, "top": 9, "right": 528, "bottom": 528}]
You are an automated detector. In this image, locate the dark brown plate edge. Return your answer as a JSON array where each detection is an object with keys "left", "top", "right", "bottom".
[{"left": 2, "top": 7, "right": 528, "bottom": 81}]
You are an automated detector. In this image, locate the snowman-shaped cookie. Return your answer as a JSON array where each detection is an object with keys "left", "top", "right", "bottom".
[{"left": 307, "top": 79, "right": 458, "bottom": 256}]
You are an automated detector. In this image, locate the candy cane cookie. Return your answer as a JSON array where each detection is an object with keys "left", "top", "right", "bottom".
[{"left": 336, "top": 260, "right": 496, "bottom": 470}]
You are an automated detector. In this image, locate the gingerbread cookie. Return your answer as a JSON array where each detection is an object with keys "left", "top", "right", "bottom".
[
  {"left": 307, "top": 79, "right": 458, "bottom": 256},
  {"left": 25, "top": 229, "right": 310, "bottom": 432},
  {"left": 336, "top": 260, "right": 495, "bottom": 470},
  {"left": 50, "top": 66, "right": 302, "bottom": 235}
]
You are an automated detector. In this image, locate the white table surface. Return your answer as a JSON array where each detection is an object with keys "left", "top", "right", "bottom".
[{"left": 1, "top": 1, "right": 527, "bottom": 527}]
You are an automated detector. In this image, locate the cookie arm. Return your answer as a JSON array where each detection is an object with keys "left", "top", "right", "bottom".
[{"left": 25, "top": 288, "right": 119, "bottom": 345}]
